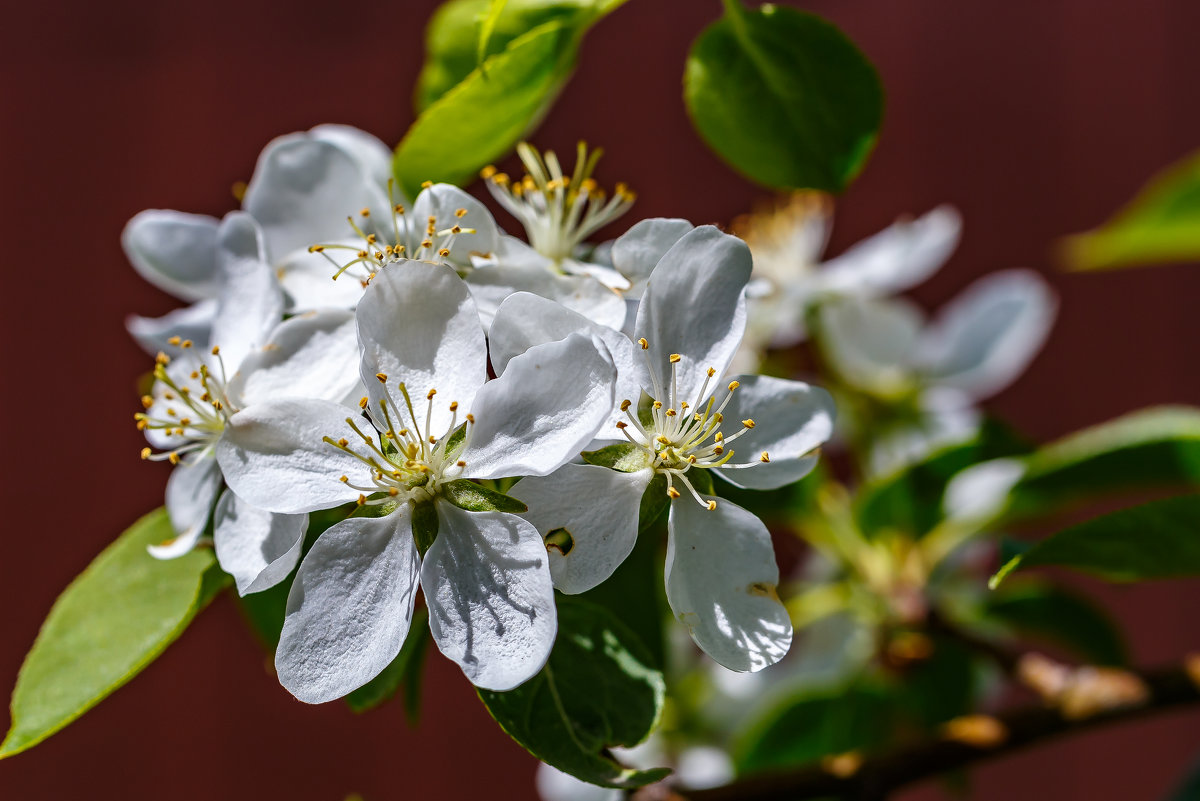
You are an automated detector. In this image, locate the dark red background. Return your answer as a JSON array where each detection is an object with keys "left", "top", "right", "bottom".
[{"left": 2, "top": 0, "right": 1199, "bottom": 798}]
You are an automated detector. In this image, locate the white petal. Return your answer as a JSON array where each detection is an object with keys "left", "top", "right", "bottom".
[
  {"left": 126, "top": 298, "right": 217, "bottom": 356},
  {"left": 559, "top": 257, "right": 632, "bottom": 291},
  {"left": 943, "top": 457, "right": 1025, "bottom": 523},
  {"left": 356, "top": 261, "right": 487, "bottom": 437},
  {"left": 665, "top": 497, "right": 791, "bottom": 671},
  {"left": 216, "top": 398, "right": 370, "bottom": 514},
  {"left": 819, "top": 205, "right": 961, "bottom": 296},
  {"left": 152, "top": 453, "right": 222, "bottom": 559},
  {"left": 122, "top": 210, "right": 219, "bottom": 301},
  {"left": 243, "top": 132, "right": 389, "bottom": 263},
  {"left": 536, "top": 764, "right": 624, "bottom": 801},
  {"left": 210, "top": 212, "right": 284, "bottom": 370},
  {"left": 274, "top": 239, "right": 369, "bottom": 312},
  {"left": 510, "top": 464, "right": 652, "bottom": 594},
  {"left": 213, "top": 489, "right": 308, "bottom": 595},
  {"left": 868, "top": 387, "right": 981, "bottom": 476},
  {"left": 276, "top": 510, "right": 419, "bottom": 703},
  {"left": 423, "top": 503, "right": 556, "bottom": 691},
  {"left": 817, "top": 296, "right": 923, "bottom": 398},
  {"left": 310, "top": 124, "right": 396, "bottom": 199},
  {"left": 917, "top": 269, "right": 1057, "bottom": 399},
  {"left": 715, "top": 375, "right": 836, "bottom": 490},
  {"left": 489, "top": 291, "right": 640, "bottom": 433},
  {"left": 635, "top": 226, "right": 752, "bottom": 405},
  {"left": 611, "top": 217, "right": 694, "bottom": 297},
  {"left": 411, "top": 183, "right": 500, "bottom": 266},
  {"left": 461, "top": 333, "right": 616, "bottom": 479},
  {"left": 230, "top": 309, "right": 361, "bottom": 409}
]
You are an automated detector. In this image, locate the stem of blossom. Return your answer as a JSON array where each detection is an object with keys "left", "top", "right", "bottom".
[{"left": 665, "top": 662, "right": 1200, "bottom": 801}]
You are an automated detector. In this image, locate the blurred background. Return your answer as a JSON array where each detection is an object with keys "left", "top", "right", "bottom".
[{"left": 2, "top": 0, "right": 1198, "bottom": 798}]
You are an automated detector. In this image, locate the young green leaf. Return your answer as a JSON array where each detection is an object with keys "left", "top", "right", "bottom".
[
  {"left": 441, "top": 478, "right": 529, "bottom": 513},
  {"left": 1, "top": 508, "right": 227, "bottom": 759},
  {"left": 346, "top": 608, "right": 431, "bottom": 715},
  {"left": 992, "top": 494, "right": 1200, "bottom": 587},
  {"left": 1061, "top": 149, "right": 1200, "bottom": 271},
  {"left": 477, "top": 596, "right": 669, "bottom": 788},
  {"left": 984, "top": 581, "right": 1128, "bottom": 665},
  {"left": 684, "top": 1, "right": 883, "bottom": 192}
]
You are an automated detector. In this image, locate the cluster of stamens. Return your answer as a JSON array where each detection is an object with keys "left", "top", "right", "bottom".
[
  {"left": 481, "top": 142, "right": 635, "bottom": 263},
  {"left": 616, "top": 339, "right": 768, "bottom": 511},
  {"left": 324, "top": 379, "right": 474, "bottom": 507},
  {"left": 135, "top": 339, "right": 233, "bottom": 465},
  {"left": 308, "top": 180, "right": 475, "bottom": 287}
]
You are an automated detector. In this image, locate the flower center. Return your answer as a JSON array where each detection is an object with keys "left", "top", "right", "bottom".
[
  {"left": 135, "top": 340, "right": 233, "bottom": 464},
  {"left": 324, "top": 381, "right": 473, "bottom": 507},
  {"left": 614, "top": 339, "right": 768, "bottom": 511},
  {"left": 482, "top": 142, "right": 635, "bottom": 264},
  {"left": 308, "top": 180, "right": 475, "bottom": 287}
]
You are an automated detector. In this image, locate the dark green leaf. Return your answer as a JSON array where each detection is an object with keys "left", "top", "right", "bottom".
[
  {"left": 1061, "top": 149, "right": 1200, "bottom": 271},
  {"left": 346, "top": 608, "right": 431, "bottom": 715},
  {"left": 684, "top": 2, "right": 883, "bottom": 192},
  {"left": 1, "top": 509, "right": 227, "bottom": 758},
  {"left": 734, "top": 681, "right": 896, "bottom": 774},
  {"left": 412, "top": 500, "right": 439, "bottom": 557},
  {"left": 581, "top": 442, "right": 652, "bottom": 472},
  {"left": 441, "top": 478, "right": 529, "bottom": 513},
  {"left": 897, "top": 634, "right": 976, "bottom": 729},
  {"left": 993, "top": 494, "right": 1200, "bottom": 586},
  {"left": 984, "top": 581, "right": 1127, "bottom": 665},
  {"left": 478, "top": 596, "right": 669, "bottom": 788}
]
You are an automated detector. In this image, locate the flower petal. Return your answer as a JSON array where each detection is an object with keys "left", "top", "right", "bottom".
[
  {"left": 917, "top": 269, "right": 1057, "bottom": 400},
  {"left": 230, "top": 309, "right": 362, "bottom": 409},
  {"left": 489, "top": 291, "right": 640, "bottom": 433},
  {"left": 310, "top": 125, "right": 396, "bottom": 199},
  {"left": 816, "top": 296, "right": 924, "bottom": 398},
  {"left": 209, "top": 212, "right": 284, "bottom": 370},
  {"left": 213, "top": 489, "right": 308, "bottom": 595},
  {"left": 611, "top": 217, "right": 694, "bottom": 297},
  {"left": 276, "top": 509, "right": 419, "bottom": 703},
  {"left": 274, "top": 238, "right": 370, "bottom": 313},
  {"left": 560, "top": 257, "right": 632, "bottom": 291},
  {"left": 715, "top": 375, "right": 835, "bottom": 490},
  {"left": 818, "top": 205, "right": 961, "bottom": 296},
  {"left": 665, "top": 497, "right": 792, "bottom": 671},
  {"left": 217, "top": 398, "right": 370, "bottom": 514},
  {"left": 152, "top": 453, "right": 222, "bottom": 559},
  {"left": 423, "top": 503, "right": 556, "bottom": 691},
  {"left": 126, "top": 298, "right": 217, "bottom": 356},
  {"left": 122, "top": 210, "right": 220, "bottom": 301},
  {"left": 510, "top": 464, "right": 652, "bottom": 594},
  {"left": 635, "top": 226, "right": 752, "bottom": 405},
  {"left": 243, "top": 131, "right": 389, "bottom": 262},
  {"left": 411, "top": 183, "right": 500, "bottom": 267},
  {"left": 461, "top": 333, "right": 616, "bottom": 479}
]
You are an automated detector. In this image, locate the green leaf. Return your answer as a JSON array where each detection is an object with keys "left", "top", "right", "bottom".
[
  {"left": 1006, "top": 406, "right": 1200, "bottom": 518},
  {"left": 684, "top": 1, "right": 883, "bottom": 192},
  {"left": 412, "top": 500, "right": 439, "bottom": 557},
  {"left": 441, "top": 478, "right": 529, "bottom": 513},
  {"left": 984, "top": 581, "right": 1128, "bottom": 665},
  {"left": 1061, "top": 149, "right": 1200, "bottom": 271},
  {"left": 898, "top": 634, "right": 977, "bottom": 729},
  {"left": 993, "top": 494, "right": 1200, "bottom": 587},
  {"left": 346, "top": 608, "right": 431, "bottom": 715},
  {"left": 478, "top": 596, "right": 669, "bottom": 788},
  {"left": 581, "top": 442, "right": 652, "bottom": 472},
  {"left": 1, "top": 508, "right": 227, "bottom": 758},
  {"left": 734, "top": 681, "right": 896, "bottom": 774}
]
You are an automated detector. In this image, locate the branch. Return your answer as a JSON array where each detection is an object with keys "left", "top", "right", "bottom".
[{"left": 672, "top": 662, "right": 1200, "bottom": 801}]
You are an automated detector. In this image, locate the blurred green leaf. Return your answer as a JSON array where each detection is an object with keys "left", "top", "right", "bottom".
[
  {"left": 684, "top": 1, "right": 883, "bottom": 192},
  {"left": 734, "top": 680, "right": 896, "bottom": 774},
  {"left": 1, "top": 509, "right": 226, "bottom": 759},
  {"left": 899, "top": 634, "right": 976, "bottom": 728},
  {"left": 478, "top": 596, "right": 669, "bottom": 788},
  {"left": 993, "top": 494, "right": 1200, "bottom": 587},
  {"left": 346, "top": 608, "right": 431, "bottom": 716},
  {"left": 984, "top": 581, "right": 1127, "bottom": 665},
  {"left": 1061, "top": 149, "right": 1200, "bottom": 271}
]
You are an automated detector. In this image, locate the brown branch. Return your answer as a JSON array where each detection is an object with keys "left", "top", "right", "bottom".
[{"left": 671, "top": 663, "right": 1200, "bottom": 801}]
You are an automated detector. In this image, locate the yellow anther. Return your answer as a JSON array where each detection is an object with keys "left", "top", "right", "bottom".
[
  {"left": 359, "top": 396, "right": 369, "bottom": 409},
  {"left": 480, "top": 165, "right": 498, "bottom": 179},
  {"left": 339, "top": 475, "right": 348, "bottom": 482},
  {"left": 707, "top": 367, "right": 716, "bottom": 377},
  {"left": 466, "top": 414, "right": 475, "bottom": 424},
  {"left": 421, "top": 181, "right": 433, "bottom": 189},
  {"left": 760, "top": 451, "right": 770, "bottom": 463},
  {"left": 427, "top": 388, "right": 437, "bottom": 400},
  {"left": 190, "top": 371, "right": 200, "bottom": 379},
  {"left": 450, "top": 225, "right": 462, "bottom": 234},
  {"left": 357, "top": 494, "right": 367, "bottom": 506},
  {"left": 308, "top": 245, "right": 325, "bottom": 253},
  {"left": 620, "top": 399, "right": 631, "bottom": 411},
  {"left": 656, "top": 435, "right": 670, "bottom": 444},
  {"left": 449, "top": 401, "right": 459, "bottom": 411},
  {"left": 394, "top": 204, "right": 406, "bottom": 214},
  {"left": 140, "top": 447, "right": 151, "bottom": 459},
  {"left": 728, "top": 381, "right": 740, "bottom": 391},
  {"left": 179, "top": 417, "right": 191, "bottom": 426},
  {"left": 637, "top": 338, "right": 649, "bottom": 349},
  {"left": 438, "top": 248, "right": 450, "bottom": 257},
  {"left": 706, "top": 500, "right": 717, "bottom": 511},
  {"left": 376, "top": 372, "right": 388, "bottom": 383},
  {"left": 667, "top": 487, "right": 681, "bottom": 499},
  {"left": 665, "top": 409, "right": 677, "bottom": 417},
  {"left": 653, "top": 401, "right": 663, "bottom": 410},
  {"left": 680, "top": 402, "right": 689, "bottom": 410},
  {"left": 156, "top": 352, "right": 170, "bottom": 365},
  {"left": 457, "top": 460, "right": 466, "bottom": 467},
  {"left": 455, "top": 208, "right": 468, "bottom": 218},
  {"left": 669, "top": 353, "right": 681, "bottom": 363},
  {"left": 712, "top": 446, "right": 724, "bottom": 455},
  {"left": 420, "top": 239, "right": 434, "bottom": 249},
  {"left": 388, "top": 487, "right": 400, "bottom": 497},
  {"left": 337, "top": 438, "right": 349, "bottom": 447},
  {"left": 742, "top": 419, "right": 756, "bottom": 429},
  {"left": 359, "top": 207, "right": 371, "bottom": 217},
  {"left": 357, "top": 249, "right": 368, "bottom": 258},
  {"left": 366, "top": 234, "right": 377, "bottom": 244},
  {"left": 167, "top": 336, "right": 181, "bottom": 346},
  {"left": 166, "top": 408, "right": 177, "bottom": 417},
  {"left": 168, "top": 452, "right": 180, "bottom": 465},
  {"left": 615, "top": 421, "right": 628, "bottom": 429},
  {"left": 141, "top": 395, "right": 153, "bottom": 409},
  {"left": 715, "top": 432, "right": 724, "bottom": 441}
]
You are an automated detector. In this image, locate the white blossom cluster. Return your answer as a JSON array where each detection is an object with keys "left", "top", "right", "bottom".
[{"left": 127, "top": 126, "right": 838, "bottom": 701}]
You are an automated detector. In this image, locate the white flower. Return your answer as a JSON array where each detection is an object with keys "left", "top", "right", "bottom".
[
  {"left": 124, "top": 125, "right": 394, "bottom": 353},
  {"left": 729, "top": 194, "right": 961, "bottom": 371},
  {"left": 817, "top": 269, "right": 1057, "bottom": 474},
  {"left": 215, "top": 261, "right": 618, "bottom": 699},
  {"left": 492, "top": 225, "right": 836, "bottom": 672},
  {"left": 136, "top": 214, "right": 362, "bottom": 590}
]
